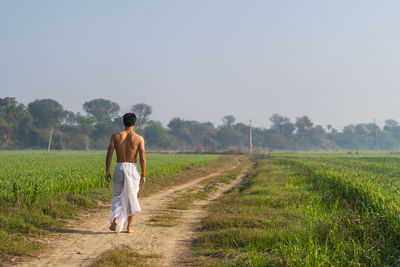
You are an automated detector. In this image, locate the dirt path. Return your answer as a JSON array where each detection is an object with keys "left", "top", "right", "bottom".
[{"left": 14, "top": 160, "right": 248, "bottom": 267}]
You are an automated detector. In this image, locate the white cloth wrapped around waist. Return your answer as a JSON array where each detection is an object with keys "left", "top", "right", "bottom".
[{"left": 110, "top": 162, "right": 141, "bottom": 233}]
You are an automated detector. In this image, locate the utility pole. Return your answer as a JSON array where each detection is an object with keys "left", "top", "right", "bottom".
[
  {"left": 374, "top": 118, "right": 380, "bottom": 151},
  {"left": 48, "top": 128, "right": 54, "bottom": 152},
  {"left": 249, "top": 119, "right": 253, "bottom": 153}
]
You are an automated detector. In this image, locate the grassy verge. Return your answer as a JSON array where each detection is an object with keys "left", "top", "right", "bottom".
[
  {"left": 188, "top": 156, "right": 394, "bottom": 266},
  {"left": 147, "top": 157, "right": 252, "bottom": 228},
  {"left": 90, "top": 246, "right": 161, "bottom": 267},
  {"left": 0, "top": 155, "right": 232, "bottom": 263},
  {"left": 138, "top": 155, "right": 236, "bottom": 198}
]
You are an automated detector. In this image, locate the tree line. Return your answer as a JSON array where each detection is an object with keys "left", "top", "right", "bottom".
[{"left": 1, "top": 97, "right": 399, "bottom": 151}]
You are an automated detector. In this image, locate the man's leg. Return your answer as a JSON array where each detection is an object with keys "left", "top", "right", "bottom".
[
  {"left": 127, "top": 214, "right": 134, "bottom": 233},
  {"left": 110, "top": 168, "right": 124, "bottom": 231}
]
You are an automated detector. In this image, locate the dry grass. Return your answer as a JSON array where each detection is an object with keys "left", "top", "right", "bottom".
[
  {"left": 90, "top": 246, "right": 160, "bottom": 267},
  {"left": 147, "top": 209, "right": 181, "bottom": 227}
]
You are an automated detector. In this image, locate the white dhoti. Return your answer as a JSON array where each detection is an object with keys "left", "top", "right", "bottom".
[{"left": 110, "top": 162, "right": 141, "bottom": 233}]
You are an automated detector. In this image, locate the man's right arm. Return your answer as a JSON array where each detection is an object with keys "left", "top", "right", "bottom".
[
  {"left": 105, "top": 134, "right": 115, "bottom": 182},
  {"left": 139, "top": 137, "right": 146, "bottom": 185}
]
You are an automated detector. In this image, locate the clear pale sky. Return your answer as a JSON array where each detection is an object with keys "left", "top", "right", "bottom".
[{"left": 1, "top": 1, "right": 400, "bottom": 129}]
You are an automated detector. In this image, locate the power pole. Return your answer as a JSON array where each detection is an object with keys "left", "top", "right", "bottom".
[
  {"left": 249, "top": 119, "right": 253, "bottom": 153},
  {"left": 374, "top": 118, "right": 380, "bottom": 151},
  {"left": 48, "top": 128, "right": 54, "bottom": 152}
]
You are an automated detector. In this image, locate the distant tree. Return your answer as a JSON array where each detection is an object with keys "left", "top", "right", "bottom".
[
  {"left": 64, "top": 111, "right": 76, "bottom": 125},
  {"left": 113, "top": 115, "right": 123, "bottom": 128},
  {"left": 222, "top": 115, "right": 236, "bottom": 127},
  {"left": 343, "top": 125, "right": 355, "bottom": 134},
  {"left": 0, "top": 97, "right": 32, "bottom": 146},
  {"left": 203, "top": 122, "right": 215, "bottom": 129},
  {"left": 270, "top": 114, "right": 289, "bottom": 133},
  {"left": 327, "top": 124, "right": 332, "bottom": 132},
  {"left": 75, "top": 112, "right": 96, "bottom": 134},
  {"left": 168, "top": 117, "right": 185, "bottom": 130},
  {"left": 281, "top": 122, "right": 295, "bottom": 136},
  {"left": 131, "top": 103, "right": 152, "bottom": 131},
  {"left": 144, "top": 121, "right": 168, "bottom": 148},
  {"left": 83, "top": 98, "right": 120, "bottom": 123},
  {"left": 270, "top": 114, "right": 295, "bottom": 136},
  {"left": 295, "top": 116, "right": 313, "bottom": 136},
  {"left": 0, "top": 116, "right": 10, "bottom": 144},
  {"left": 385, "top": 119, "right": 399, "bottom": 130},
  {"left": 0, "top": 97, "right": 31, "bottom": 126},
  {"left": 28, "top": 99, "right": 65, "bottom": 128},
  {"left": 216, "top": 126, "right": 244, "bottom": 149}
]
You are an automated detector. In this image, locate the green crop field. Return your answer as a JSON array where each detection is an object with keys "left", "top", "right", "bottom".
[
  {"left": 0, "top": 150, "right": 221, "bottom": 259},
  {"left": 0, "top": 151, "right": 219, "bottom": 206},
  {"left": 191, "top": 152, "right": 400, "bottom": 266}
]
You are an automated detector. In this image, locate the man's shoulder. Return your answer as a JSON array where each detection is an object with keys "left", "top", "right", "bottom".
[
  {"left": 130, "top": 132, "right": 144, "bottom": 141},
  {"left": 111, "top": 131, "right": 124, "bottom": 138}
]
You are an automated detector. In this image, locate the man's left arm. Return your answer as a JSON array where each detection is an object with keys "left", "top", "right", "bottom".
[{"left": 138, "top": 137, "right": 146, "bottom": 185}]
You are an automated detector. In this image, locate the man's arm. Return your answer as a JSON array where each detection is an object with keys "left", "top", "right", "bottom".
[
  {"left": 139, "top": 137, "right": 146, "bottom": 185},
  {"left": 105, "top": 134, "right": 115, "bottom": 182}
]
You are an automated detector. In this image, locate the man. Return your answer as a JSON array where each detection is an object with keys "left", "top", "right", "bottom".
[{"left": 105, "top": 112, "right": 146, "bottom": 233}]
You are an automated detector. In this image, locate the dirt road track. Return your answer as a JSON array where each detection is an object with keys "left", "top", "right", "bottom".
[{"left": 14, "top": 159, "right": 249, "bottom": 267}]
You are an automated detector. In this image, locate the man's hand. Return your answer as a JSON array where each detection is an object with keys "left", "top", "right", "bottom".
[
  {"left": 140, "top": 176, "right": 146, "bottom": 185},
  {"left": 105, "top": 172, "right": 111, "bottom": 183}
]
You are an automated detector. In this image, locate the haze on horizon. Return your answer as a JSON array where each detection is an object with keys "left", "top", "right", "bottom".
[{"left": 1, "top": 0, "right": 400, "bottom": 130}]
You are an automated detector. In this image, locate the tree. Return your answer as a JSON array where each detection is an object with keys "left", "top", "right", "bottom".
[
  {"left": 295, "top": 116, "right": 313, "bottom": 136},
  {"left": 131, "top": 103, "right": 152, "bottom": 131},
  {"left": 270, "top": 114, "right": 289, "bottom": 133},
  {"left": 28, "top": 99, "right": 66, "bottom": 128},
  {"left": 385, "top": 119, "right": 399, "bottom": 130},
  {"left": 75, "top": 112, "right": 96, "bottom": 133},
  {"left": 83, "top": 98, "right": 120, "bottom": 123},
  {"left": 168, "top": 117, "right": 185, "bottom": 131},
  {"left": 144, "top": 121, "right": 168, "bottom": 148},
  {"left": 0, "top": 97, "right": 32, "bottom": 126},
  {"left": 0, "top": 97, "right": 32, "bottom": 147},
  {"left": 222, "top": 115, "right": 236, "bottom": 127},
  {"left": 270, "top": 114, "right": 295, "bottom": 136},
  {"left": 64, "top": 111, "right": 76, "bottom": 125}
]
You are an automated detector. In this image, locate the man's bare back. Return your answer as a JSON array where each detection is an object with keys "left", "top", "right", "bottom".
[
  {"left": 113, "top": 130, "right": 145, "bottom": 163},
  {"left": 105, "top": 129, "right": 146, "bottom": 185}
]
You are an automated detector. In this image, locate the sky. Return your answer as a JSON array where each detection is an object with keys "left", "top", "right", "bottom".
[{"left": 1, "top": 1, "right": 400, "bottom": 130}]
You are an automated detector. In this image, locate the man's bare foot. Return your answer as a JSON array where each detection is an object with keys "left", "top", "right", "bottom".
[
  {"left": 127, "top": 225, "right": 134, "bottom": 233},
  {"left": 109, "top": 222, "right": 117, "bottom": 231}
]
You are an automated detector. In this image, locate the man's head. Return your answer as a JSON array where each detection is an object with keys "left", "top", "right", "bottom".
[{"left": 123, "top": 113, "right": 136, "bottom": 127}]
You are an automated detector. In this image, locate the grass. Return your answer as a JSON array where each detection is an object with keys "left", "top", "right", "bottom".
[
  {"left": 0, "top": 152, "right": 226, "bottom": 262},
  {"left": 90, "top": 246, "right": 161, "bottom": 267},
  {"left": 147, "top": 156, "right": 252, "bottom": 228},
  {"left": 189, "top": 154, "right": 400, "bottom": 266},
  {"left": 147, "top": 209, "right": 181, "bottom": 227}
]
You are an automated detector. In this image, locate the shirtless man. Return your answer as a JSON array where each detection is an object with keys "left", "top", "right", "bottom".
[{"left": 105, "top": 112, "right": 146, "bottom": 233}]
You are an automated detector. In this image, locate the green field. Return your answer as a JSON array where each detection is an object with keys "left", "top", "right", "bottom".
[
  {"left": 5, "top": 151, "right": 400, "bottom": 265},
  {"left": 0, "top": 151, "right": 219, "bottom": 205},
  {"left": 0, "top": 151, "right": 220, "bottom": 259},
  {"left": 191, "top": 152, "right": 400, "bottom": 266}
]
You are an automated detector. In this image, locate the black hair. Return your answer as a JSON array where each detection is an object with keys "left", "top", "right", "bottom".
[{"left": 123, "top": 113, "right": 136, "bottom": 127}]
